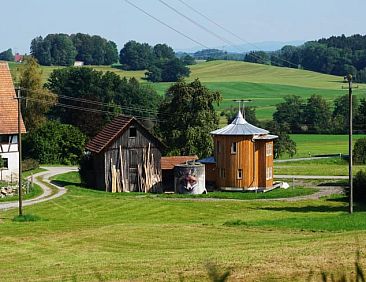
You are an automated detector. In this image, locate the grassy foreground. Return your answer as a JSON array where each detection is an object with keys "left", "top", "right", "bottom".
[{"left": 0, "top": 171, "right": 365, "bottom": 281}]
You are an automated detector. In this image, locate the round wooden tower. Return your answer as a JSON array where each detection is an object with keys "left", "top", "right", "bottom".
[{"left": 210, "top": 111, "right": 277, "bottom": 190}]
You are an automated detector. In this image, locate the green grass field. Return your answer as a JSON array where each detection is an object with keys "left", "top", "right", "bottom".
[
  {"left": 289, "top": 134, "right": 366, "bottom": 158},
  {"left": 275, "top": 157, "right": 366, "bottom": 176},
  {"left": 0, "top": 171, "right": 365, "bottom": 281}
]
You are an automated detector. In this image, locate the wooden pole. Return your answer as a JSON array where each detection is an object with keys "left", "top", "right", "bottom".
[
  {"left": 16, "top": 88, "right": 23, "bottom": 216},
  {"left": 347, "top": 74, "right": 353, "bottom": 214}
]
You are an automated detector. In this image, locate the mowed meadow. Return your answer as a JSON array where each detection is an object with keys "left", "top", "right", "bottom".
[{"left": 0, "top": 172, "right": 366, "bottom": 281}]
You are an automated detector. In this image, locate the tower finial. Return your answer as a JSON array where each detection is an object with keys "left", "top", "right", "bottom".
[{"left": 232, "top": 99, "right": 252, "bottom": 119}]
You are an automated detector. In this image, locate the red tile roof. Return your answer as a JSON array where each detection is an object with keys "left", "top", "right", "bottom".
[
  {"left": 161, "top": 155, "right": 198, "bottom": 170},
  {"left": 0, "top": 62, "right": 26, "bottom": 134},
  {"left": 86, "top": 115, "right": 165, "bottom": 154}
]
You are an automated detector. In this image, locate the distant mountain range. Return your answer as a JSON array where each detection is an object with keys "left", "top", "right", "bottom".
[{"left": 175, "top": 40, "right": 305, "bottom": 54}]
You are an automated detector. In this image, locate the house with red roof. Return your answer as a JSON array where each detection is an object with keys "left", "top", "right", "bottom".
[{"left": 0, "top": 62, "right": 26, "bottom": 181}]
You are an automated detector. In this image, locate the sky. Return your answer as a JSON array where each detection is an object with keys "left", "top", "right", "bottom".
[{"left": 2, "top": 0, "right": 366, "bottom": 54}]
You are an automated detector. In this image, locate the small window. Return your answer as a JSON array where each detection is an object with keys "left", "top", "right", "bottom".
[
  {"left": 1, "top": 158, "right": 8, "bottom": 169},
  {"left": 231, "top": 142, "right": 237, "bottom": 154},
  {"left": 237, "top": 169, "right": 243, "bottom": 179},
  {"left": 266, "top": 167, "right": 273, "bottom": 180},
  {"left": 129, "top": 127, "right": 137, "bottom": 138},
  {"left": 266, "top": 143, "right": 273, "bottom": 156},
  {"left": 0, "top": 135, "right": 9, "bottom": 144},
  {"left": 220, "top": 168, "right": 226, "bottom": 179}
]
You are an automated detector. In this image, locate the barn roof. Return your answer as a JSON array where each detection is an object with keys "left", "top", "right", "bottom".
[
  {"left": 210, "top": 111, "right": 268, "bottom": 136},
  {"left": 161, "top": 155, "right": 198, "bottom": 170},
  {"left": 85, "top": 115, "right": 165, "bottom": 154},
  {"left": 0, "top": 62, "right": 26, "bottom": 134}
]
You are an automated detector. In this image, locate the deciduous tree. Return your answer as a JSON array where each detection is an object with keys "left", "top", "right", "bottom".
[
  {"left": 19, "top": 56, "right": 57, "bottom": 131},
  {"left": 0, "top": 48, "right": 14, "bottom": 61},
  {"left": 157, "top": 79, "right": 221, "bottom": 158},
  {"left": 273, "top": 95, "right": 304, "bottom": 133}
]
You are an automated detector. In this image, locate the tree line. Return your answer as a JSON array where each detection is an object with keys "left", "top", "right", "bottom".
[
  {"left": 30, "top": 33, "right": 118, "bottom": 66},
  {"left": 119, "top": 40, "right": 193, "bottom": 82},
  {"left": 248, "top": 34, "right": 366, "bottom": 82},
  {"left": 272, "top": 94, "right": 366, "bottom": 134}
]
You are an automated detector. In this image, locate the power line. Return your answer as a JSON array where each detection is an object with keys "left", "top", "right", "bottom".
[
  {"left": 176, "top": 0, "right": 299, "bottom": 68},
  {"left": 21, "top": 96, "right": 163, "bottom": 123},
  {"left": 157, "top": 0, "right": 268, "bottom": 63},
  {"left": 19, "top": 87, "right": 169, "bottom": 118},
  {"left": 124, "top": 0, "right": 210, "bottom": 50}
]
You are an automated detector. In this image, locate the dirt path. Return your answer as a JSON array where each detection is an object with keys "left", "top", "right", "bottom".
[{"left": 0, "top": 166, "right": 77, "bottom": 211}]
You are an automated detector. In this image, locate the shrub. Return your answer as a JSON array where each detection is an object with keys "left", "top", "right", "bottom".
[
  {"left": 23, "top": 120, "right": 87, "bottom": 165},
  {"left": 22, "top": 159, "right": 39, "bottom": 172},
  {"left": 354, "top": 138, "right": 366, "bottom": 164},
  {"left": 78, "top": 152, "right": 96, "bottom": 188},
  {"left": 354, "top": 170, "right": 366, "bottom": 203}
]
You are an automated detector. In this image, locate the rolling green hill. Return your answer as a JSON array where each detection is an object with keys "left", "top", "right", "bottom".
[{"left": 7, "top": 60, "right": 366, "bottom": 120}]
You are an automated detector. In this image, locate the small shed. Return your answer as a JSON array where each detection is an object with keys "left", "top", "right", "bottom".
[
  {"left": 210, "top": 111, "right": 277, "bottom": 190},
  {"left": 85, "top": 115, "right": 165, "bottom": 192},
  {"left": 161, "top": 155, "right": 198, "bottom": 191}
]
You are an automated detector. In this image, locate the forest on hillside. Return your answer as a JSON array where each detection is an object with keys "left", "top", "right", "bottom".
[{"left": 245, "top": 34, "right": 366, "bottom": 82}]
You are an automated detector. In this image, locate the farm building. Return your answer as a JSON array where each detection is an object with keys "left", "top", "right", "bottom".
[
  {"left": 208, "top": 110, "right": 277, "bottom": 190},
  {"left": 161, "top": 155, "right": 198, "bottom": 191},
  {"left": 0, "top": 62, "right": 26, "bottom": 181},
  {"left": 85, "top": 115, "right": 165, "bottom": 192}
]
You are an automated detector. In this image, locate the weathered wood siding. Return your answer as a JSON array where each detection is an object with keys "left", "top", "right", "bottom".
[{"left": 102, "top": 124, "right": 162, "bottom": 192}]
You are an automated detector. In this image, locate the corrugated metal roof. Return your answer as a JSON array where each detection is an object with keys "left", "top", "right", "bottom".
[
  {"left": 161, "top": 155, "right": 198, "bottom": 170},
  {"left": 0, "top": 62, "right": 26, "bottom": 134},
  {"left": 86, "top": 115, "right": 165, "bottom": 154},
  {"left": 211, "top": 111, "right": 268, "bottom": 136}
]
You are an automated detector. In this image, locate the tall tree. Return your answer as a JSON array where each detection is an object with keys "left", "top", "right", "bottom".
[
  {"left": 355, "top": 98, "right": 366, "bottom": 131},
  {"left": 263, "top": 121, "right": 297, "bottom": 158},
  {"left": 303, "top": 94, "right": 332, "bottom": 133},
  {"left": 46, "top": 67, "right": 161, "bottom": 137},
  {"left": 19, "top": 56, "right": 57, "bottom": 131},
  {"left": 119, "top": 40, "right": 154, "bottom": 70},
  {"left": 157, "top": 79, "right": 221, "bottom": 158},
  {"left": 0, "top": 48, "right": 14, "bottom": 61},
  {"left": 30, "top": 34, "right": 77, "bottom": 66},
  {"left": 332, "top": 94, "right": 359, "bottom": 133},
  {"left": 273, "top": 95, "right": 304, "bottom": 133}
]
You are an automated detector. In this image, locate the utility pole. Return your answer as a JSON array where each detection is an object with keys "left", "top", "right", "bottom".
[
  {"left": 344, "top": 74, "right": 354, "bottom": 214},
  {"left": 16, "top": 87, "right": 23, "bottom": 216}
]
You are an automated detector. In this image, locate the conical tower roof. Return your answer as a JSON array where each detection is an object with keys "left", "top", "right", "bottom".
[{"left": 211, "top": 111, "right": 269, "bottom": 136}]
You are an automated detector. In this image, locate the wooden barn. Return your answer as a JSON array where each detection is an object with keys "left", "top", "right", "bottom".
[
  {"left": 209, "top": 110, "right": 277, "bottom": 190},
  {"left": 85, "top": 115, "right": 165, "bottom": 192}
]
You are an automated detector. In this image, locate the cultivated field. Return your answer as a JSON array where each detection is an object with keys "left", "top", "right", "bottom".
[{"left": 0, "top": 172, "right": 365, "bottom": 281}]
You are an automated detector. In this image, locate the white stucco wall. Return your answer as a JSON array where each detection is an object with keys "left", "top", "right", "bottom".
[
  {"left": 0, "top": 134, "right": 19, "bottom": 182},
  {"left": 0, "top": 151, "right": 19, "bottom": 181}
]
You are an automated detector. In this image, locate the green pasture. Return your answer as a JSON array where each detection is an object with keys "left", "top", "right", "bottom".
[
  {"left": 275, "top": 157, "right": 366, "bottom": 176},
  {"left": 0, "top": 171, "right": 365, "bottom": 281},
  {"left": 290, "top": 134, "right": 366, "bottom": 158}
]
